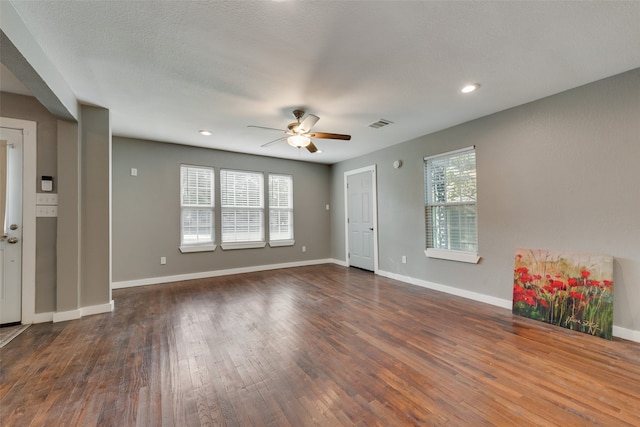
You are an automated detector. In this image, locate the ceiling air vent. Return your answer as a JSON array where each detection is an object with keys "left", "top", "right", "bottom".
[{"left": 368, "top": 119, "right": 393, "bottom": 129}]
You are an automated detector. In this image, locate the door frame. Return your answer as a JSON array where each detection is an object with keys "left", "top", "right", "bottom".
[
  {"left": 344, "top": 165, "right": 378, "bottom": 272},
  {"left": 1, "top": 117, "right": 36, "bottom": 324}
]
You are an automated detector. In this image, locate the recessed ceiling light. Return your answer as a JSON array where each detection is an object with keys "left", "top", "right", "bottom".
[
  {"left": 461, "top": 83, "right": 480, "bottom": 94},
  {"left": 199, "top": 129, "right": 212, "bottom": 136}
]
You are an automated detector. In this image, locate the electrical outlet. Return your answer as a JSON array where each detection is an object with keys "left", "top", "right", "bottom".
[
  {"left": 302, "top": 246, "right": 306, "bottom": 252},
  {"left": 160, "top": 256, "right": 166, "bottom": 265},
  {"left": 402, "top": 255, "right": 407, "bottom": 264},
  {"left": 131, "top": 168, "right": 138, "bottom": 176}
]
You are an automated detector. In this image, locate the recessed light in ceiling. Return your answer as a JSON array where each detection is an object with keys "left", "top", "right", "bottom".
[
  {"left": 199, "top": 129, "right": 212, "bottom": 136},
  {"left": 461, "top": 83, "right": 480, "bottom": 94}
]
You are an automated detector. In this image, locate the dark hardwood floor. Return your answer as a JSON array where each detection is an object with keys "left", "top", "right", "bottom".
[{"left": 1, "top": 264, "right": 639, "bottom": 426}]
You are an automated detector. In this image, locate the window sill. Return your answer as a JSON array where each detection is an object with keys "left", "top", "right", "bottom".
[
  {"left": 179, "top": 244, "right": 217, "bottom": 253},
  {"left": 221, "top": 241, "right": 267, "bottom": 250},
  {"left": 424, "top": 248, "right": 480, "bottom": 264},
  {"left": 268, "top": 240, "right": 295, "bottom": 248}
]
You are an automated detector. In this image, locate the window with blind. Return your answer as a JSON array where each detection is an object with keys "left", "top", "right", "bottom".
[
  {"left": 220, "top": 169, "right": 266, "bottom": 249},
  {"left": 268, "top": 174, "right": 294, "bottom": 246},
  {"left": 180, "top": 165, "right": 215, "bottom": 253},
  {"left": 424, "top": 147, "right": 480, "bottom": 263}
]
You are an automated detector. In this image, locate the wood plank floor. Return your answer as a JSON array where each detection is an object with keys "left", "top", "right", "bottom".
[{"left": 1, "top": 265, "right": 639, "bottom": 426}]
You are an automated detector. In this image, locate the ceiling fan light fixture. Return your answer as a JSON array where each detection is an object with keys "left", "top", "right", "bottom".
[{"left": 287, "top": 134, "right": 311, "bottom": 148}]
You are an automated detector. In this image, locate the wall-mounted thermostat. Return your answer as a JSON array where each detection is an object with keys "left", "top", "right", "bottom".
[{"left": 41, "top": 176, "right": 53, "bottom": 192}]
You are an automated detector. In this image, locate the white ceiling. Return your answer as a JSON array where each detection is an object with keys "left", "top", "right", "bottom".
[{"left": 3, "top": 1, "right": 639, "bottom": 164}]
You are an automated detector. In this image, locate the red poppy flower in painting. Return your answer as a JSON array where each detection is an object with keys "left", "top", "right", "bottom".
[
  {"left": 570, "top": 292, "right": 585, "bottom": 301},
  {"left": 539, "top": 299, "right": 549, "bottom": 308},
  {"left": 581, "top": 270, "right": 591, "bottom": 278},
  {"left": 603, "top": 280, "right": 613, "bottom": 287}
]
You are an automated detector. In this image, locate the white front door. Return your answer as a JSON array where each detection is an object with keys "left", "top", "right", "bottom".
[
  {"left": 0, "top": 127, "right": 23, "bottom": 325},
  {"left": 347, "top": 169, "right": 376, "bottom": 271}
]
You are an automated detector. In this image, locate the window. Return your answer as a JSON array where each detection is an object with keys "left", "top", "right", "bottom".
[
  {"left": 268, "top": 174, "right": 294, "bottom": 246},
  {"left": 220, "top": 169, "right": 265, "bottom": 249},
  {"left": 424, "top": 147, "right": 479, "bottom": 263},
  {"left": 180, "top": 165, "right": 215, "bottom": 253}
]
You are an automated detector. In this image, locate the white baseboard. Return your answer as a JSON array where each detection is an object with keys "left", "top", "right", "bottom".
[
  {"left": 80, "top": 300, "right": 114, "bottom": 317},
  {"left": 112, "top": 259, "right": 336, "bottom": 289},
  {"left": 377, "top": 269, "right": 640, "bottom": 344},
  {"left": 34, "top": 301, "right": 114, "bottom": 324},
  {"left": 52, "top": 309, "right": 81, "bottom": 323},
  {"left": 378, "top": 270, "right": 512, "bottom": 309},
  {"left": 612, "top": 326, "right": 640, "bottom": 343},
  {"left": 330, "top": 258, "right": 349, "bottom": 267},
  {"left": 33, "top": 312, "right": 53, "bottom": 323}
]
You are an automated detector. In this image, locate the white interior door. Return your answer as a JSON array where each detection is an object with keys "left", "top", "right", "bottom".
[
  {"left": 0, "top": 127, "right": 23, "bottom": 325},
  {"left": 347, "top": 169, "right": 376, "bottom": 271}
]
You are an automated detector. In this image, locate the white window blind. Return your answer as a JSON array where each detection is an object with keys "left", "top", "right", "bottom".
[
  {"left": 220, "top": 169, "right": 264, "bottom": 245},
  {"left": 268, "top": 174, "right": 293, "bottom": 243},
  {"left": 180, "top": 165, "right": 214, "bottom": 250},
  {"left": 424, "top": 147, "right": 478, "bottom": 253}
]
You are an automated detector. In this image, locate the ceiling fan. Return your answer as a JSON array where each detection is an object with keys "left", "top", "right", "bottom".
[{"left": 248, "top": 109, "right": 351, "bottom": 153}]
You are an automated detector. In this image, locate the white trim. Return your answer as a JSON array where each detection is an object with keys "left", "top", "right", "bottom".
[
  {"left": 112, "top": 259, "right": 334, "bottom": 289},
  {"left": 52, "top": 309, "right": 81, "bottom": 323},
  {"left": 1, "top": 117, "right": 36, "bottom": 325},
  {"left": 179, "top": 244, "right": 216, "bottom": 253},
  {"left": 268, "top": 240, "right": 295, "bottom": 247},
  {"left": 612, "top": 326, "right": 640, "bottom": 343},
  {"left": 423, "top": 145, "right": 475, "bottom": 161},
  {"left": 425, "top": 248, "right": 481, "bottom": 264},
  {"left": 378, "top": 270, "right": 512, "bottom": 308},
  {"left": 80, "top": 300, "right": 114, "bottom": 317},
  {"left": 34, "top": 301, "right": 114, "bottom": 324},
  {"left": 377, "top": 269, "right": 639, "bottom": 343},
  {"left": 344, "top": 165, "right": 379, "bottom": 272},
  {"left": 330, "top": 258, "right": 349, "bottom": 267},
  {"left": 33, "top": 312, "right": 53, "bottom": 323},
  {"left": 221, "top": 241, "right": 267, "bottom": 250}
]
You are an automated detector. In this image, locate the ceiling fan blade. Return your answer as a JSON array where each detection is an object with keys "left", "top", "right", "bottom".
[
  {"left": 308, "top": 132, "right": 351, "bottom": 141},
  {"left": 306, "top": 141, "right": 318, "bottom": 153},
  {"left": 261, "top": 136, "right": 287, "bottom": 147},
  {"left": 248, "top": 125, "right": 287, "bottom": 132},
  {"left": 297, "top": 114, "right": 320, "bottom": 133}
]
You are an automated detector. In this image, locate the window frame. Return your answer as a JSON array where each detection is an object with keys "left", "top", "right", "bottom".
[
  {"left": 220, "top": 169, "right": 266, "bottom": 250},
  {"left": 268, "top": 174, "right": 295, "bottom": 247},
  {"left": 424, "top": 146, "right": 480, "bottom": 264},
  {"left": 179, "top": 164, "right": 216, "bottom": 253}
]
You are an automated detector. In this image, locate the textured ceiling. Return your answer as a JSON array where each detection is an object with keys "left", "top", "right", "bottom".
[{"left": 4, "top": 1, "right": 640, "bottom": 164}]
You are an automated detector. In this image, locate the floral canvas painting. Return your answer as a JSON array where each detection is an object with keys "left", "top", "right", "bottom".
[{"left": 513, "top": 248, "right": 614, "bottom": 339}]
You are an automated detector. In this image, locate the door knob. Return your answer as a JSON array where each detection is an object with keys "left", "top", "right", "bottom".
[
  {"left": 7, "top": 237, "right": 18, "bottom": 244},
  {"left": 9, "top": 224, "right": 18, "bottom": 230}
]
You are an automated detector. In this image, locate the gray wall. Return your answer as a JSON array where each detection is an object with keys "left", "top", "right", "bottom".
[
  {"left": 80, "top": 105, "right": 112, "bottom": 307},
  {"left": 112, "top": 137, "right": 331, "bottom": 282},
  {"left": 331, "top": 69, "right": 640, "bottom": 332},
  {"left": 1, "top": 91, "right": 57, "bottom": 313}
]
